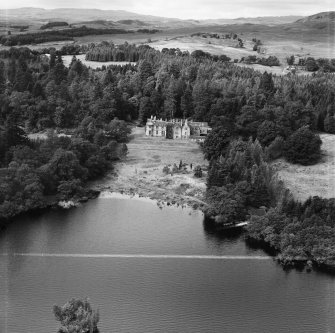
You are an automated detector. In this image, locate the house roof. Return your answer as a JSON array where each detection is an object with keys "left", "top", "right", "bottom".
[{"left": 146, "top": 117, "right": 210, "bottom": 129}]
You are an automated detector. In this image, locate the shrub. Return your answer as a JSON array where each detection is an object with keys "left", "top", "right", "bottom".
[
  {"left": 283, "top": 127, "right": 322, "bottom": 165},
  {"left": 194, "top": 165, "right": 202, "bottom": 178},
  {"left": 162, "top": 165, "right": 170, "bottom": 174},
  {"left": 172, "top": 163, "right": 179, "bottom": 173}
]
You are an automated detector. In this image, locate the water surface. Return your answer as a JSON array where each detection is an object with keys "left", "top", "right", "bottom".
[{"left": 1, "top": 193, "right": 334, "bottom": 333}]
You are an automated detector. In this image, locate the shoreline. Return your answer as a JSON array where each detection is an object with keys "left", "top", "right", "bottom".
[
  {"left": 93, "top": 183, "right": 208, "bottom": 211},
  {"left": 2, "top": 184, "right": 335, "bottom": 274},
  {"left": 2, "top": 127, "right": 335, "bottom": 274},
  {"left": 0, "top": 188, "right": 100, "bottom": 231}
]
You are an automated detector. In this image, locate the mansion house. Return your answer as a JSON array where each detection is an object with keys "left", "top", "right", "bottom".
[{"left": 145, "top": 116, "right": 211, "bottom": 140}]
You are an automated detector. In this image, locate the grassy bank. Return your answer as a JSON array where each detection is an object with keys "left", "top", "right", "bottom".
[{"left": 91, "top": 127, "right": 209, "bottom": 210}]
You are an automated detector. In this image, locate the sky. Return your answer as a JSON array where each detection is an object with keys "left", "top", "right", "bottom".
[{"left": 1, "top": 0, "right": 334, "bottom": 19}]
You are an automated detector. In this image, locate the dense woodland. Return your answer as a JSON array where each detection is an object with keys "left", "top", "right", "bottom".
[
  {"left": 241, "top": 55, "right": 281, "bottom": 66},
  {"left": 40, "top": 22, "right": 69, "bottom": 30},
  {"left": 0, "top": 47, "right": 131, "bottom": 221},
  {"left": 0, "top": 27, "right": 131, "bottom": 46},
  {"left": 1, "top": 43, "right": 335, "bottom": 267}
]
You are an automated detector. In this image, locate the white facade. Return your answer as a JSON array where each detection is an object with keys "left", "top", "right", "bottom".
[
  {"left": 145, "top": 116, "right": 167, "bottom": 137},
  {"left": 145, "top": 116, "right": 201, "bottom": 140}
]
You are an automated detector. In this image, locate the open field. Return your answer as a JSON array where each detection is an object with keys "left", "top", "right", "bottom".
[
  {"left": 92, "top": 127, "right": 208, "bottom": 209},
  {"left": 150, "top": 33, "right": 335, "bottom": 65},
  {"left": 92, "top": 130, "right": 335, "bottom": 207},
  {"left": 1, "top": 7, "right": 334, "bottom": 64},
  {"left": 235, "top": 63, "right": 313, "bottom": 76},
  {"left": 1, "top": 20, "right": 333, "bottom": 72},
  {"left": 273, "top": 134, "right": 335, "bottom": 201},
  {"left": 78, "top": 30, "right": 335, "bottom": 72},
  {"left": 149, "top": 35, "right": 254, "bottom": 58},
  {"left": 62, "top": 54, "right": 136, "bottom": 68}
]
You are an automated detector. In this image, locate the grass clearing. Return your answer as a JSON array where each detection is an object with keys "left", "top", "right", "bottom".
[
  {"left": 273, "top": 133, "right": 335, "bottom": 201},
  {"left": 62, "top": 54, "right": 136, "bottom": 68},
  {"left": 92, "top": 127, "right": 208, "bottom": 209}
]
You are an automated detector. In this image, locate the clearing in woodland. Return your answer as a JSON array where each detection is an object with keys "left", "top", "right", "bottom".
[
  {"left": 273, "top": 133, "right": 335, "bottom": 201},
  {"left": 93, "top": 127, "right": 208, "bottom": 209}
]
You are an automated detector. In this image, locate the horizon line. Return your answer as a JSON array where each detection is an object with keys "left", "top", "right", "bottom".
[{"left": 0, "top": 6, "right": 332, "bottom": 21}]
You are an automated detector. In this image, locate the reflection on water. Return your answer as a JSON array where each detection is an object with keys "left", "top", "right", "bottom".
[{"left": 1, "top": 195, "right": 335, "bottom": 333}]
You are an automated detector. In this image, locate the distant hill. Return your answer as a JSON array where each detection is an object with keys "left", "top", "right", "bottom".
[
  {"left": 0, "top": 7, "right": 308, "bottom": 28},
  {"left": 289, "top": 11, "right": 335, "bottom": 31},
  {"left": 202, "top": 16, "right": 303, "bottom": 26},
  {"left": 0, "top": 7, "right": 181, "bottom": 24},
  {"left": 295, "top": 11, "right": 335, "bottom": 24},
  {"left": 1, "top": 7, "right": 334, "bottom": 34}
]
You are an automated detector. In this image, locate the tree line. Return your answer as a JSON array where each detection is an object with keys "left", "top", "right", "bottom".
[
  {"left": 287, "top": 55, "right": 335, "bottom": 73},
  {"left": 0, "top": 27, "right": 131, "bottom": 46},
  {"left": 85, "top": 42, "right": 155, "bottom": 62},
  {"left": 40, "top": 22, "right": 69, "bottom": 30}
]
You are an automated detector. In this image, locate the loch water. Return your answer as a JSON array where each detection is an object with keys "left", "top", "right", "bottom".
[{"left": 1, "top": 193, "right": 335, "bottom": 333}]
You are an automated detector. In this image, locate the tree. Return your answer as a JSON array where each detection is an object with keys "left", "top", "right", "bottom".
[
  {"left": 163, "top": 79, "right": 177, "bottom": 119},
  {"left": 237, "top": 38, "right": 244, "bottom": 48},
  {"left": 150, "top": 88, "right": 163, "bottom": 116},
  {"left": 205, "top": 185, "right": 247, "bottom": 223},
  {"left": 324, "top": 112, "right": 335, "bottom": 134},
  {"left": 165, "top": 124, "right": 173, "bottom": 139},
  {"left": 236, "top": 105, "right": 261, "bottom": 139},
  {"left": 54, "top": 106, "right": 73, "bottom": 128},
  {"left": 138, "top": 59, "right": 153, "bottom": 82},
  {"left": 47, "top": 149, "right": 88, "bottom": 182},
  {"left": 283, "top": 127, "right": 322, "bottom": 165},
  {"left": 257, "top": 120, "right": 279, "bottom": 146},
  {"left": 203, "top": 126, "right": 232, "bottom": 161},
  {"left": 53, "top": 298, "right": 100, "bottom": 333},
  {"left": 286, "top": 55, "right": 295, "bottom": 66},
  {"left": 2, "top": 116, "right": 29, "bottom": 163},
  {"left": 139, "top": 96, "right": 153, "bottom": 125},
  {"left": 49, "top": 51, "right": 56, "bottom": 68},
  {"left": 259, "top": 72, "right": 275, "bottom": 94},
  {"left": 305, "top": 57, "right": 319, "bottom": 72},
  {"left": 192, "top": 80, "right": 211, "bottom": 121},
  {"left": 57, "top": 179, "right": 84, "bottom": 200},
  {"left": 0, "top": 61, "right": 6, "bottom": 93},
  {"left": 105, "top": 119, "right": 131, "bottom": 143},
  {"left": 265, "top": 136, "right": 285, "bottom": 160},
  {"left": 14, "top": 57, "right": 32, "bottom": 92},
  {"left": 180, "top": 84, "right": 193, "bottom": 118},
  {"left": 32, "top": 81, "right": 44, "bottom": 98}
]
